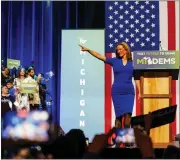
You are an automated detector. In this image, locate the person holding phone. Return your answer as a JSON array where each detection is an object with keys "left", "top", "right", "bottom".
[{"left": 79, "top": 42, "right": 141, "bottom": 128}]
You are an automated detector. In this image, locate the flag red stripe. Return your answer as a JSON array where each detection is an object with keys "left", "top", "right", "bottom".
[
  {"left": 136, "top": 87, "right": 141, "bottom": 116},
  {"left": 167, "top": 1, "right": 176, "bottom": 140},
  {"left": 105, "top": 53, "right": 112, "bottom": 133}
]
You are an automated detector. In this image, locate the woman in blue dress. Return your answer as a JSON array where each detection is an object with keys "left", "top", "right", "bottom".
[{"left": 79, "top": 42, "right": 141, "bottom": 128}]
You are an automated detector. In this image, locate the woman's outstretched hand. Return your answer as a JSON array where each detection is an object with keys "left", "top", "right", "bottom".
[
  {"left": 78, "top": 44, "right": 106, "bottom": 61},
  {"left": 79, "top": 44, "right": 89, "bottom": 52}
]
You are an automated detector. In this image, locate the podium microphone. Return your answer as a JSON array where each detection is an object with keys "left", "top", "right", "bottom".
[{"left": 159, "top": 41, "right": 163, "bottom": 51}]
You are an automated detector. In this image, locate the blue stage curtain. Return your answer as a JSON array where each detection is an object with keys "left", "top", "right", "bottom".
[{"left": 1, "top": 1, "right": 105, "bottom": 124}]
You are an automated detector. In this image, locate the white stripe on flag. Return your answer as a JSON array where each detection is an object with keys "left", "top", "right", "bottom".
[
  {"left": 111, "top": 53, "right": 115, "bottom": 127},
  {"left": 175, "top": 0, "right": 179, "bottom": 134},
  {"left": 132, "top": 77, "right": 136, "bottom": 117},
  {"left": 159, "top": 1, "right": 168, "bottom": 50},
  {"left": 131, "top": 51, "right": 136, "bottom": 117},
  {"left": 177, "top": 75, "right": 179, "bottom": 134}
]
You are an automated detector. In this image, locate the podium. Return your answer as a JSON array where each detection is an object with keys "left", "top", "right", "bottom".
[{"left": 133, "top": 50, "right": 179, "bottom": 147}]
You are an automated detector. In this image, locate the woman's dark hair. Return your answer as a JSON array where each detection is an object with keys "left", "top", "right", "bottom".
[
  {"left": 27, "top": 67, "right": 34, "bottom": 73},
  {"left": 115, "top": 42, "right": 132, "bottom": 61},
  {"left": 17, "top": 68, "right": 26, "bottom": 78}
]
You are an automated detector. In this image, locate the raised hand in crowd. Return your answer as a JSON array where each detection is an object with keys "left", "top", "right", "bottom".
[
  {"left": 134, "top": 112, "right": 154, "bottom": 158},
  {"left": 84, "top": 127, "right": 116, "bottom": 158},
  {"left": 134, "top": 127, "right": 154, "bottom": 158}
]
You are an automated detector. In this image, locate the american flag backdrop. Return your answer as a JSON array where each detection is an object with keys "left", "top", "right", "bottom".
[{"left": 104, "top": 1, "right": 179, "bottom": 139}]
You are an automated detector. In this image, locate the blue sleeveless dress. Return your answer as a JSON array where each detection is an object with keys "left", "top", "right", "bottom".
[{"left": 105, "top": 57, "right": 135, "bottom": 118}]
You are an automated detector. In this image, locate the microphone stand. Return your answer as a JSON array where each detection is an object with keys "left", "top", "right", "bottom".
[{"left": 159, "top": 41, "right": 163, "bottom": 51}]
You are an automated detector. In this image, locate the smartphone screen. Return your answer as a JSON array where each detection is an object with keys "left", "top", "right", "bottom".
[
  {"left": 2, "top": 110, "right": 50, "bottom": 142},
  {"left": 112, "top": 128, "right": 135, "bottom": 144}
]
